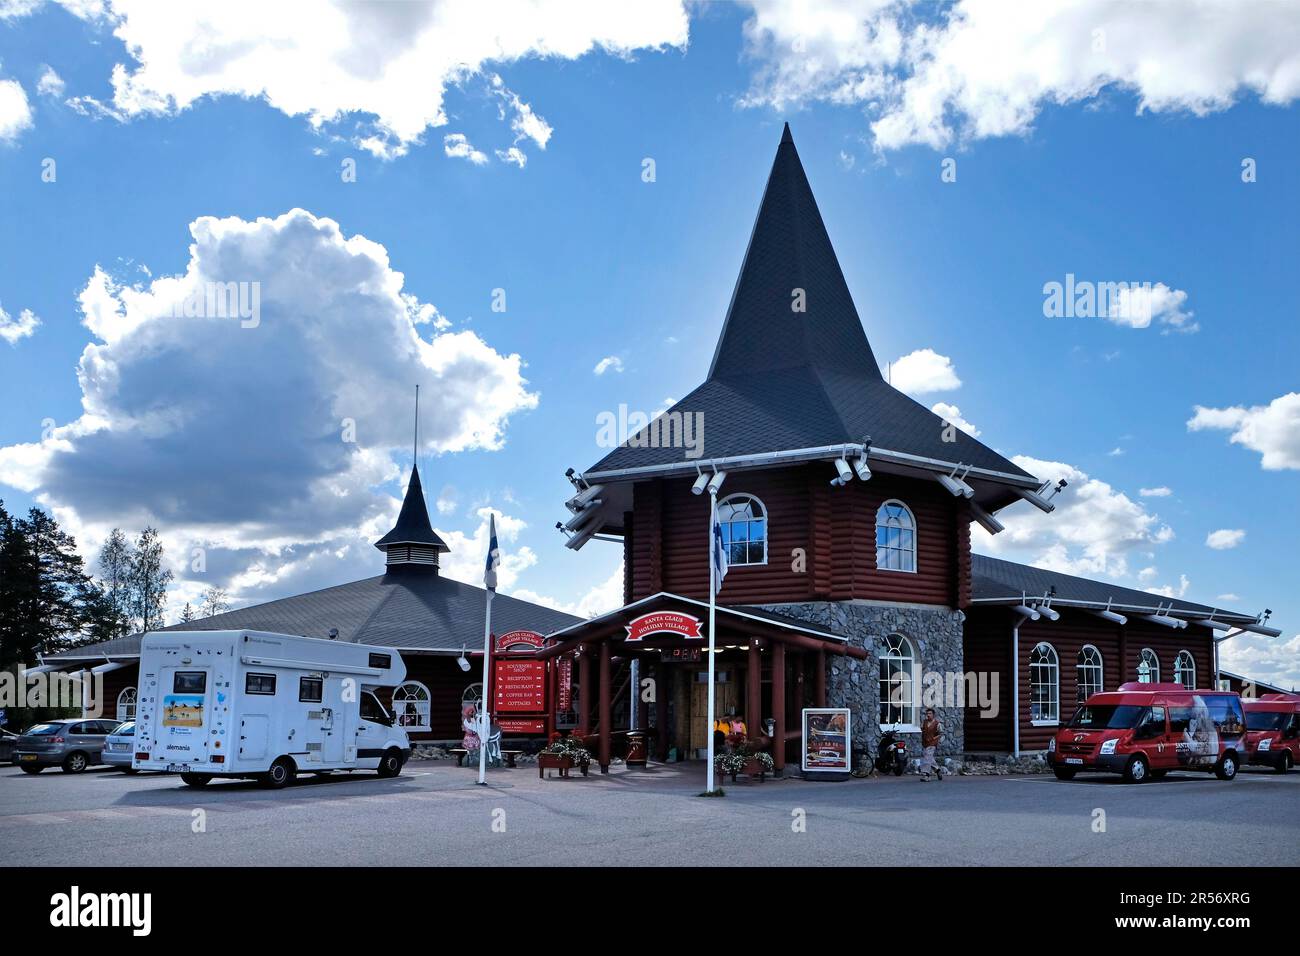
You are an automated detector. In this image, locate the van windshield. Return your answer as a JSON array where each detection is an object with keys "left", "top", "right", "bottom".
[
  {"left": 1068, "top": 704, "right": 1144, "bottom": 730},
  {"left": 1245, "top": 710, "right": 1290, "bottom": 731}
]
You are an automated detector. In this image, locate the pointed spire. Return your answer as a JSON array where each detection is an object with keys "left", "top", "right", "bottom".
[
  {"left": 375, "top": 463, "right": 449, "bottom": 571},
  {"left": 707, "top": 123, "right": 881, "bottom": 382}
]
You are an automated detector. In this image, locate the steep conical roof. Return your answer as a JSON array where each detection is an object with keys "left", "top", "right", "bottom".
[
  {"left": 374, "top": 464, "right": 449, "bottom": 552},
  {"left": 708, "top": 123, "right": 881, "bottom": 381}
]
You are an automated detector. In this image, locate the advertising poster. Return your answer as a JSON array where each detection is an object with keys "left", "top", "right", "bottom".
[{"left": 801, "top": 708, "right": 851, "bottom": 773}]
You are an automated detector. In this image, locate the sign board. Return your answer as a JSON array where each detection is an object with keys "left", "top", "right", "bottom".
[
  {"left": 625, "top": 611, "right": 703, "bottom": 642},
  {"left": 497, "top": 717, "right": 546, "bottom": 735},
  {"left": 494, "top": 659, "right": 547, "bottom": 713},
  {"left": 495, "top": 630, "right": 546, "bottom": 653},
  {"left": 801, "top": 708, "right": 851, "bottom": 773},
  {"left": 660, "top": 647, "right": 702, "bottom": 663},
  {"left": 557, "top": 658, "right": 572, "bottom": 711}
]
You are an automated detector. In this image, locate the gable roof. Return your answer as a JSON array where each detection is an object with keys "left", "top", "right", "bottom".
[
  {"left": 47, "top": 573, "right": 582, "bottom": 659},
  {"left": 584, "top": 124, "right": 1033, "bottom": 484}
]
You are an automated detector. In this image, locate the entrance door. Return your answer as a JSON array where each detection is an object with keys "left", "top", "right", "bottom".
[{"left": 689, "top": 670, "right": 737, "bottom": 758}]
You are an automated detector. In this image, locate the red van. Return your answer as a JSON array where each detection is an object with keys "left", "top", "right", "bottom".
[
  {"left": 1243, "top": 693, "right": 1300, "bottom": 773},
  {"left": 1048, "top": 683, "right": 1246, "bottom": 783}
]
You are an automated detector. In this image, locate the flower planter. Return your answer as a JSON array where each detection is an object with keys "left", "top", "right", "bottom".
[{"left": 538, "top": 752, "right": 590, "bottom": 779}]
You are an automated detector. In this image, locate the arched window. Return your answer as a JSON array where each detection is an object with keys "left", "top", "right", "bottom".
[
  {"left": 116, "top": 686, "right": 137, "bottom": 721},
  {"left": 878, "top": 634, "right": 918, "bottom": 728},
  {"left": 1076, "top": 646, "right": 1103, "bottom": 702},
  {"left": 1137, "top": 648, "right": 1160, "bottom": 684},
  {"left": 1030, "top": 642, "right": 1060, "bottom": 724},
  {"left": 392, "top": 681, "right": 431, "bottom": 731},
  {"left": 717, "top": 494, "right": 767, "bottom": 566},
  {"left": 1174, "top": 650, "right": 1196, "bottom": 688},
  {"left": 875, "top": 500, "right": 916, "bottom": 572}
]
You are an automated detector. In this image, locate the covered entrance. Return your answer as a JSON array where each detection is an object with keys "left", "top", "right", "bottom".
[{"left": 536, "top": 593, "right": 867, "bottom": 773}]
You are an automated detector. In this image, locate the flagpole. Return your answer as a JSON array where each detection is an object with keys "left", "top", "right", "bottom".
[
  {"left": 706, "top": 488, "right": 718, "bottom": 794},
  {"left": 477, "top": 587, "right": 493, "bottom": 785}
]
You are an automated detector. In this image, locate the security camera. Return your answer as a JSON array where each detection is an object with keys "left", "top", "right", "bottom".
[{"left": 327, "top": 627, "right": 339, "bottom": 640}]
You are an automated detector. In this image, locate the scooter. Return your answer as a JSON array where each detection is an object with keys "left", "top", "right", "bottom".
[{"left": 876, "top": 725, "right": 907, "bottom": 776}]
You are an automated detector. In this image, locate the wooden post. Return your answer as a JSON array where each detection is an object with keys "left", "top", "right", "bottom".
[
  {"left": 772, "top": 640, "right": 786, "bottom": 774},
  {"left": 578, "top": 643, "right": 591, "bottom": 735},
  {"left": 598, "top": 640, "right": 612, "bottom": 773},
  {"left": 747, "top": 640, "right": 762, "bottom": 741},
  {"left": 655, "top": 662, "right": 669, "bottom": 761},
  {"left": 815, "top": 646, "right": 827, "bottom": 708}
]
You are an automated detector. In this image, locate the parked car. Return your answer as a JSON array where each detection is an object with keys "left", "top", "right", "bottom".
[
  {"left": 12, "top": 718, "right": 120, "bottom": 773},
  {"left": 101, "top": 720, "right": 138, "bottom": 772},
  {"left": 1049, "top": 683, "right": 1246, "bottom": 783},
  {"left": 1243, "top": 693, "right": 1300, "bottom": 773},
  {"left": 0, "top": 728, "right": 18, "bottom": 763}
]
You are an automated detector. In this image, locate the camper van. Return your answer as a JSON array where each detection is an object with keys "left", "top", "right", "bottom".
[
  {"left": 1048, "top": 683, "right": 1246, "bottom": 784},
  {"left": 134, "top": 630, "right": 411, "bottom": 788},
  {"left": 1243, "top": 693, "right": 1300, "bottom": 773}
]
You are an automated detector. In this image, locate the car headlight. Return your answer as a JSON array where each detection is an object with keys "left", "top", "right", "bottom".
[
  {"left": 1257, "top": 738, "right": 1271, "bottom": 751},
  {"left": 1099, "top": 739, "right": 1118, "bottom": 755}
]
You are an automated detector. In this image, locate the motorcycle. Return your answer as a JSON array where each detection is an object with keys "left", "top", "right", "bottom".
[{"left": 875, "top": 725, "right": 908, "bottom": 776}]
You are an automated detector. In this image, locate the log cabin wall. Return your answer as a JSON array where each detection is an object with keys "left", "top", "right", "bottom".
[
  {"left": 627, "top": 465, "right": 966, "bottom": 608},
  {"left": 961, "top": 609, "right": 1014, "bottom": 752}
]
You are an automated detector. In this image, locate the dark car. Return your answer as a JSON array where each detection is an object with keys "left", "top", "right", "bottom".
[
  {"left": 0, "top": 728, "right": 18, "bottom": 763},
  {"left": 13, "top": 718, "right": 120, "bottom": 773}
]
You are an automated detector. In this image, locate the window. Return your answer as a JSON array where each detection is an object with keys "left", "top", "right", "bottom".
[
  {"left": 368, "top": 653, "right": 392, "bottom": 670},
  {"left": 875, "top": 500, "right": 916, "bottom": 572},
  {"left": 878, "top": 634, "right": 918, "bottom": 728},
  {"left": 245, "top": 673, "right": 277, "bottom": 696},
  {"left": 716, "top": 494, "right": 767, "bottom": 566},
  {"left": 298, "top": 677, "right": 323, "bottom": 703},
  {"left": 393, "top": 681, "right": 432, "bottom": 730},
  {"left": 1174, "top": 650, "right": 1196, "bottom": 688},
  {"left": 1030, "top": 642, "right": 1060, "bottom": 724},
  {"left": 1137, "top": 648, "right": 1160, "bottom": 684},
  {"left": 361, "top": 691, "right": 393, "bottom": 725},
  {"left": 116, "top": 686, "right": 137, "bottom": 721},
  {"left": 1076, "top": 646, "right": 1103, "bottom": 702},
  {"left": 173, "top": 671, "right": 206, "bottom": 693}
]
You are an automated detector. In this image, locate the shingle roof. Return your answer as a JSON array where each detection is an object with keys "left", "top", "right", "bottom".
[
  {"left": 585, "top": 124, "right": 1033, "bottom": 483},
  {"left": 374, "top": 464, "right": 449, "bottom": 551},
  {"left": 971, "top": 553, "right": 1256, "bottom": 621},
  {"left": 48, "top": 573, "right": 582, "bottom": 659}
]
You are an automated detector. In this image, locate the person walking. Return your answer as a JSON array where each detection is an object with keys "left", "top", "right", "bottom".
[{"left": 919, "top": 708, "right": 944, "bottom": 782}]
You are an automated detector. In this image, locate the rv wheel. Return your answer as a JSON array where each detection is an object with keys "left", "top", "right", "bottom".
[
  {"left": 377, "top": 748, "right": 404, "bottom": 778},
  {"left": 262, "top": 757, "right": 296, "bottom": 789},
  {"left": 1214, "top": 752, "right": 1238, "bottom": 781},
  {"left": 1122, "top": 755, "right": 1148, "bottom": 784},
  {"left": 181, "top": 773, "right": 212, "bottom": 787}
]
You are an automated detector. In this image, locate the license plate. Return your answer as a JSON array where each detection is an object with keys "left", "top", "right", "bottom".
[
  {"left": 112, "top": 742, "right": 130, "bottom": 751},
  {"left": 166, "top": 763, "right": 192, "bottom": 773},
  {"left": 1065, "top": 757, "right": 1084, "bottom": 765},
  {"left": 18, "top": 754, "right": 37, "bottom": 762}
]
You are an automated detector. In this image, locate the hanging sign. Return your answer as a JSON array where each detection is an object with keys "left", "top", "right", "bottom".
[
  {"left": 497, "top": 717, "right": 546, "bottom": 735},
  {"left": 625, "top": 611, "right": 703, "bottom": 642},
  {"left": 557, "top": 658, "right": 572, "bottom": 710},
  {"left": 801, "top": 708, "right": 851, "bottom": 773},
  {"left": 495, "top": 630, "right": 546, "bottom": 653}
]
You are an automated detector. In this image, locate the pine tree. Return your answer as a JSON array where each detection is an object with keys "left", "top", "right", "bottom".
[
  {"left": 95, "top": 528, "right": 134, "bottom": 639},
  {"left": 179, "top": 602, "right": 196, "bottom": 624}
]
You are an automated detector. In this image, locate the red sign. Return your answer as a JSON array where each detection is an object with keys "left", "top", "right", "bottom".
[
  {"left": 625, "top": 611, "right": 703, "bottom": 642},
  {"left": 495, "top": 629, "right": 546, "bottom": 653},
  {"left": 557, "top": 658, "right": 572, "bottom": 710},
  {"left": 497, "top": 718, "right": 546, "bottom": 735},
  {"left": 494, "top": 659, "right": 547, "bottom": 713}
]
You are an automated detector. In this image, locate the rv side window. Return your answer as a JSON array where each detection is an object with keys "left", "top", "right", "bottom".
[
  {"left": 299, "top": 677, "right": 324, "bottom": 703},
  {"left": 246, "top": 673, "right": 276, "bottom": 696},
  {"left": 174, "top": 671, "right": 207, "bottom": 694},
  {"left": 368, "top": 653, "right": 392, "bottom": 670}
]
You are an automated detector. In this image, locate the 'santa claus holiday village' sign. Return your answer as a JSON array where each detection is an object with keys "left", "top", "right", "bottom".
[{"left": 624, "top": 611, "right": 703, "bottom": 641}]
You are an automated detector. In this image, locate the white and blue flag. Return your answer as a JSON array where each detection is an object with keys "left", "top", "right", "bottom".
[
  {"left": 484, "top": 513, "right": 500, "bottom": 591},
  {"left": 710, "top": 497, "right": 728, "bottom": 595}
]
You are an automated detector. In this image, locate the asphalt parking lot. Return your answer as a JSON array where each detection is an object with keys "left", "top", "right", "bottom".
[{"left": 1, "top": 760, "right": 1296, "bottom": 866}]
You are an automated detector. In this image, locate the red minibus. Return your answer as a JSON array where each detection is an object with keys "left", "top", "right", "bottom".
[
  {"left": 1243, "top": 693, "right": 1300, "bottom": 773},
  {"left": 1049, "top": 683, "right": 1246, "bottom": 783}
]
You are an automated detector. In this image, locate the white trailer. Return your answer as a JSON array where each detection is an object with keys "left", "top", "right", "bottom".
[{"left": 134, "top": 630, "right": 412, "bottom": 788}]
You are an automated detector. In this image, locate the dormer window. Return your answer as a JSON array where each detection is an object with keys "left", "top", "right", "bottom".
[
  {"left": 875, "top": 499, "right": 916, "bottom": 572},
  {"left": 717, "top": 494, "right": 767, "bottom": 566}
]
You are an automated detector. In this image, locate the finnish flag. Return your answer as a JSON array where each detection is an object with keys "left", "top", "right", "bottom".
[
  {"left": 484, "top": 513, "right": 500, "bottom": 591},
  {"left": 710, "top": 497, "right": 728, "bottom": 595}
]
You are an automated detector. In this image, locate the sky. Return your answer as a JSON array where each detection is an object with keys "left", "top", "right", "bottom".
[{"left": 0, "top": 1, "right": 1297, "bottom": 686}]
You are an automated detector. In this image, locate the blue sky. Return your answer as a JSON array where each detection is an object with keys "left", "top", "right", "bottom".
[{"left": 0, "top": 1, "right": 1297, "bottom": 684}]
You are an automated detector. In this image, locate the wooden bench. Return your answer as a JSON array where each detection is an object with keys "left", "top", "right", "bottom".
[{"left": 449, "top": 748, "right": 522, "bottom": 768}]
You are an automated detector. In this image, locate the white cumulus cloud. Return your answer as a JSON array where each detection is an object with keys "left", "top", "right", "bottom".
[
  {"left": 889, "top": 348, "right": 960, "bottom": 394},
  {"left": 1205, "top": 528, "right": 1245, "bottom": 550},
  {"left": 0, "top": 302, "right": 41, "bottom": 344},
  {"left": 443, "top": 132, "right": 488, "bottom": 165},
  {"left": 929, "top": 401, "right": 979, "bottom": 437},
  {"left": 0, "top": 76, "right": 33, "bottom": 141},
  {"left": 1188, "top": 392, "right": 1300, "bottom": 471}
]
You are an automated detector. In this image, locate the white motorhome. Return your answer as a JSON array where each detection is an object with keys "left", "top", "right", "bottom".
[{"left": 134, "top": 630, "right": 411, "bottom": 788}]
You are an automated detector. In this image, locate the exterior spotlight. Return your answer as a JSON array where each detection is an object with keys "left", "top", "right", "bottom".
[
  {"left": 834, "top": 458, "right": 853, "bottom": 484},
  {"left": 706, "top": 470, "right": 727, "bottom": 495},
  {"left": 457, "top": 646, "right": 471, "bottom": 672},
  {"left": 691, "top": 471, "right": 710, "bottom": 495},
  {"left": 937, "top": 474, "right": 966, "bottom": 497},
  {"left": 853, "top": 455, "right": 872, "bottom": 481},
  {"left": 1037, "top": 605, "right": 1060, "bottom": 622},
  {"left": 1013, "top": 604, "right": 1040, "bottom": 621}
]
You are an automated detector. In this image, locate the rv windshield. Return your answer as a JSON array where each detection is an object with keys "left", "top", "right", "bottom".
[
  {"left": 1068, "top": 704, "right": 1144, "bottom": 730},
  {"left": 361, "top": 692, "right": 394, "bottom": 726},
  {"left": 1245, "top": 710, "right": 1290, "bottom": 731}
]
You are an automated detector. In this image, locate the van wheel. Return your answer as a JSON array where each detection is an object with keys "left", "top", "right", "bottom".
[
  {"left": 1214, "top": 752, "right": 1238, "bottom": 781},
  {"left": 1052, "top": 767, "right": 1076, "bottom": 780},
  {"left": 181, "top": 773, "right": 212, "bottom": 787},
  {"left": 62, "top": 752, "right": 89, "bottom": 773},
  {"left": 377, "top": 748, "right": 404, "bottom": 778},
  {"left": 20, "top": 765, "right": 43, "bottom": 774},
  {"left": 261, "top": 757, "right": 296, "bottom": 789},
  {"left": 1122, "top": 755, "right": 1149, "bottom": 784},
  {"left": 1274, "top": 753, "right": 1292, "bottom": 775}
]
